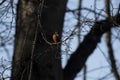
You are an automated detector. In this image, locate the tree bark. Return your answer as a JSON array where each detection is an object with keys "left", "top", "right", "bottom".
[{"left": 11, "top": 0, "right": 67, "bottom": 80}]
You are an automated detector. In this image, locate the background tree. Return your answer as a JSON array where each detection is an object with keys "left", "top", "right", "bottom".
[{"left": 0, "top": 0, "right": 120, "bottom": 80}]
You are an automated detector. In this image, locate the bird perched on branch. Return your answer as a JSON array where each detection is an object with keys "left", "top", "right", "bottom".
[{"left": 52, "top": 32, "right": 60, "bottom": 44}]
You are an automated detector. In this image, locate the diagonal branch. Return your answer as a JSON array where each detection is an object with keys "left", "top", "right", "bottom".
[
  {"left": 63, "top": 14, "right": 120, "bottom": 80},
  {"left": 0, "top": 0, "right": 6, "bottom": 5}
]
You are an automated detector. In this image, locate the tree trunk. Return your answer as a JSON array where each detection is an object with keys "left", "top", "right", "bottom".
[
  {"left": 11, "top": 0, "right": 120, "bottom": 80},
  {"left": 11, "top": 0, "right": 67, "bottom": 80}
]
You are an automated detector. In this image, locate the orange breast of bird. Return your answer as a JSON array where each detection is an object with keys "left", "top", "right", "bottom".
[{"left": 52, "top": 33, "right": 60, "bottom": 43}]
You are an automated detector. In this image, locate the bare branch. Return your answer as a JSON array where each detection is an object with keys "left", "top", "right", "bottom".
[
  {"left": 63, "top": 14, "right": 120, "bottom": 80},
  {"left": 66, "top": 7, "right": 106, "bottom": 18},
  {"left": 105, "top": 0, "right": 120, "bottom": 80},
  {"left": 0, "top": 0, "right": 6, "bottom": 5}
]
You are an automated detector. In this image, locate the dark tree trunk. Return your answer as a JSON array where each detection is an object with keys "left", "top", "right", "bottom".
[
  {"left": 11, "top": 0, "right": 67, "bottom": 80},
  {"left": 11, "top": 0, "right": 120, "bottom": 80}
]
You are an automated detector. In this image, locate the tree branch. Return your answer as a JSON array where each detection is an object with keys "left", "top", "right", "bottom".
[
  {"left": 0, "top": 0, "right": 6, "bottom": 5},
  {"left": 63, "top": 14, "right": 120, "bottom": 80}
]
